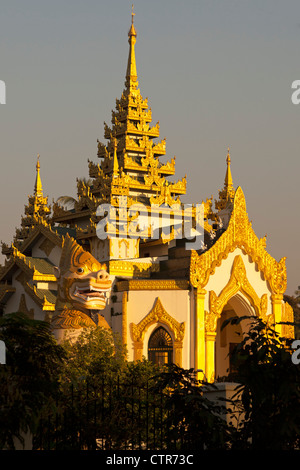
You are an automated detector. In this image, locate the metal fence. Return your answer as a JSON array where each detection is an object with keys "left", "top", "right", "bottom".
[{"left": 33, "top": 376, "right": 185, "bottom": 451}]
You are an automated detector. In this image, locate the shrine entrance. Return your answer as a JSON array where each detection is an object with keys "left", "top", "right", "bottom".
[{"left": 215, "top": 294, "right": 254, "bottom": 379}]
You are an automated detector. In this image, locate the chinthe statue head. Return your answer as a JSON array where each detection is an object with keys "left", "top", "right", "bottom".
[{"left": 54, "top": 234, "right": 112, "bottom": 313}]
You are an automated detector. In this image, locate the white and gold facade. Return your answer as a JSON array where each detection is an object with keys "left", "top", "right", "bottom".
[{"left": 0, "top": 12, "right": 294, "bottom": 382}]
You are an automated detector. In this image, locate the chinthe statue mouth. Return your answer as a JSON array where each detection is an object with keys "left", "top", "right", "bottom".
[{"left": 73, "top": 284, "right": 110, "bottom": 303}]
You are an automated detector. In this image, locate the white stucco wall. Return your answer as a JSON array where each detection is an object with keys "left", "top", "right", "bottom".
[{"left": 4, "top": 268, "right": 40, "bottom": 319}]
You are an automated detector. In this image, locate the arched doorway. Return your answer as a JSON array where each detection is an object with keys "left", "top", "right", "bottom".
[
  {"left": 148, "top": 326, "right": 173, "bottom": 366},
  {"left": 215, "top": 294, "right": 254, "bottom": 378}
]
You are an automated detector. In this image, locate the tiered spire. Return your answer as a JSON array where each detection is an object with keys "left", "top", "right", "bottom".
[
  {"left": 215, "top": 148, "right": 235, "bottom": 212},
  {"left": 125, "top": 5, "right": 138, "bottom": 94},
  {"left": 90, "top": 8, "right": 186, "bottom": 211},
  {"left": 34, "top": 154, "right": 43, "bottom": 197},
  {"left": 52, "top": 8, "right": 187, "bottom": 243},
  {"left": 224, "top": 148, "right": 233, "bottom": 192},
  {"left": 13, "top": 156, "right": 50, "bottom": 247}
]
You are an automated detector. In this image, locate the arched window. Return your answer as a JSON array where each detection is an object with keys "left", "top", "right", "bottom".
[{"left": 148, "top": 326, "right": 173, "bottom": 366}]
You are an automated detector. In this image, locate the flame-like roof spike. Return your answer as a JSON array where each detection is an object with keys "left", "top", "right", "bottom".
[
  {"left": 113, "top": 139, "right": 119, "bottom": 177},
  {"left": 34, "top": 154, "right": 43, "bottom": 197},
  {"left": 125, "top": 5, "right": 138, "bottom": 92},
  {"left": 225, "top": 147, "right": 233, "bottom": 190}
]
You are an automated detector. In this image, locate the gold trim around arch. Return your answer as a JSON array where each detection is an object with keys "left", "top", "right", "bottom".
[
  {"left": 130, "top": 297, "right": 185, "bottom": 366},
  {"left": 203, "top": 254, "right": 273, "bottom": 383},
  {"left": 205, "top": 254, "right": 269, "bottom": 334}
]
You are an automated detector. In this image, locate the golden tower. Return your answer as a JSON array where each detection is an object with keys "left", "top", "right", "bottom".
[
  {"left": 52, "top": 10, "right": 189, "bottom": 261},
  {"left": 2, "top": 156, "right": 51, "bottom": 255}
]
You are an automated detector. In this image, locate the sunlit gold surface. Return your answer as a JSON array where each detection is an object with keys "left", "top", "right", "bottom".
[{"left": 52, "top": 234, "right": 112, "bottom": 329}]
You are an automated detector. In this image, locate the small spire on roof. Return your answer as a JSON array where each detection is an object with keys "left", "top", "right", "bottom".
[
  {"left": 225, "top": 147, "right": 233, "bottom": 190},
  {"left": 34, "top": 154, "right": 43, "bottom": 197},
  {"left": 126, "top": 4, "right": 138, "bottom": 91},
  {"left": 112, "top": 138, "right": 119, "bottom": 177},
  {"left": 128, "top": 4, "right": 137, "bottom": 37}
]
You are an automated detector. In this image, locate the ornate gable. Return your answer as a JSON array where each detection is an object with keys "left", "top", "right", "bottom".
[{"left": 190, "top": 186, "right": 287, "bottom": 296}]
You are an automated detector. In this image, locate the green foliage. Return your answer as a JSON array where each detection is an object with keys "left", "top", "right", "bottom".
[
  {"left": 59, "top": 326, "right": 127, "bottom": 388},
  {"left": 0, "top": 312, "right": 65, "bottom": 449},
  {"left": 123, "top": 358, "right": 160, "bottom": 385},
  {"left": 152, "top": 365, "right": 232, "bottom": 450},
  {"left": 31, "top": 317, "right": 300, "bottom": 450},
  {"left": 223, "top": 315, "right": 300, "bottom": 449},
  {"left": 51, "top": 330, "right": 164, "bottom": 450},
  {"left": 3, "top": 311, "right": 300, "bottom": 450}
]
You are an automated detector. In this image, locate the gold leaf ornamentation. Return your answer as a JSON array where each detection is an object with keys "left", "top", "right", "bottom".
[
  {"left": 130, "top": 297, "right": 185, "bottom": 366},
  {"left": 51, "top": 309, "right": 96, "bottom": 329},
  {"left": 190, "top": 186, "right": 287, "bottom": 295},
  {"left": 281, "top": 301, "right": 295, "bottom": 339},
  {"left": 116, "top": 279, "right": 189, "bottom": 291},
  {"left": 130, "top": 297, "right": 185, "bottom": 343},
  {"left": 205, "top": 254, "right": 269, "bottom": 333}
]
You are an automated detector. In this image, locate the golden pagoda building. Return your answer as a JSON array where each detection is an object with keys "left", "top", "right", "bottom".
[
  {"left": 51, "top": 12, "right": 188, "bottom": 264},
  {"left": 0, "top": 12, "right": 294, "bottom": 383}
]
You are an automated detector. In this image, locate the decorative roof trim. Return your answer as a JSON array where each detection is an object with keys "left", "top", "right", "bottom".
[
  {"left": 190, "top": 186, "right": 287, "bottom": 295},
  {"left": 117, "top": 279, "right": 189, "bottom": 291}
]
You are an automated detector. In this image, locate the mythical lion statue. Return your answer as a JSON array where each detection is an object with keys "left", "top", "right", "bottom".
[{"left": 51, "top": 234, "right": 112, "bottom": 342}]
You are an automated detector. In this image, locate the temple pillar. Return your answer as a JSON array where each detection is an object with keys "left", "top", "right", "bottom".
[
  {"left": 122, "top": 291, "right": 128, "bottom": 359},
  {"left": 205, "top": 332, "right": 216, "bottom": 383},
  {"left": 133, "top": 341, "right": 143, "bottom": 361},
  {"left": 271, "top": 293, "right": 284, "bottom": 336},
  {"left": 194, "top": 289, "right": 206, "bottom": 380},
  {"left": 174, "top": 341, "right": 183, "bottom": 367}
]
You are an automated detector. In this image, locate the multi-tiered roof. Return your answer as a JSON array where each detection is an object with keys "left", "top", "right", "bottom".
[
  {"left": 52, "top": 11, "right": 187, "bottom": 237},
  {"left": 2, "top": 156, "right": 51, "bottom": 256},
  {"left": 95, "top": 14, "right": 186, "bottom": 208}
]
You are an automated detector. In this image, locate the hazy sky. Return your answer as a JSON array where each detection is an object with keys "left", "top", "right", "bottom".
[{"left": 0, "top": 0, "right": 299, "bottom": 294}]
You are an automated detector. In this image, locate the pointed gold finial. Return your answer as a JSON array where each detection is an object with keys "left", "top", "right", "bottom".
[
  {"left": 34, "top": 154, "right": 43, "bottom": 197},
  {"left": 128, "top": 4, "right": 137, "bottom": 37},
  {"left": 126, "top": 4, "right": 138, "bottom": 91},
  {"left": 215, "top": 148, "right": 236, "bottom": 211},
  {"left": 112, "top": 138, "right": 119, "bottom": 177},
  {"left": 226, "top": 147, "right": 231, "bottom": 164},
  {"left": 225, "top": 147, "right": 233, "bottom": 189}
]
